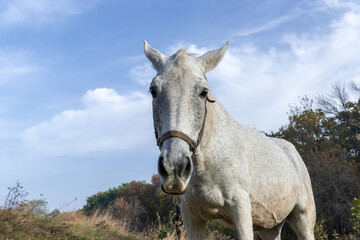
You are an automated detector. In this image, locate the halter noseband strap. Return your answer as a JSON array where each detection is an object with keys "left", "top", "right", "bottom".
[
  {"left": 157, "top": 130, "right": 198, "bottom": 152},
  {"left": 155, "top": 95, "right": 215, "bottom": 152}
]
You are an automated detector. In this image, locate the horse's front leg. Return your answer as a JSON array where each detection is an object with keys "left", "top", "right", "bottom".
[
  {"left": 231, "top": 191, "right": 254, "bottom": 240},
  {"left": 180, "top": 202, "right": 207, "bottom": 240}
]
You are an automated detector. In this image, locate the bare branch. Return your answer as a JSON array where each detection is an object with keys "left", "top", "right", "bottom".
[
  {"left": 316, "top": 95, "right": 339, "bottom": 115},
  {"left": 350, "top": 80, "right": 360, "bottom": 94},
  {"left": 331, "top": 82, "right": 349, "bottom": 110},
  {"left": 317, "top": 82, "right": 352, "bottom": 115}
]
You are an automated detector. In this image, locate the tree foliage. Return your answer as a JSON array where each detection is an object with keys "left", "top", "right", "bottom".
[
  {"left": 26, "top": 199, "right": 48, "bottom": 216},
  {"left": 270, "top": 82, "right": 360, "bottom": 237},
  {"left": 82, "top": 183, "right": 128, "bottom": 213},
  {"left": 83, "top": 175, "right": 174, "bottom": 231}
]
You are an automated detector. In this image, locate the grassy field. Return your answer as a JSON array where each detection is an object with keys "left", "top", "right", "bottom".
[
  {"left": 2, "top": 207, "right": 359, "bottom": 239},
  {"left": 0, "top": 208, "right": 233, "bottom": 240},
  {"left": 0, "top": 209, "right": 149, "bottom": 240}
]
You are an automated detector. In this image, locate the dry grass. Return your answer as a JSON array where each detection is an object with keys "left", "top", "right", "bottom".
[
  {"left": 66, "top": 211, "right": 233, "bottom": 240},
  {"left": 0, "top": 207, "right": 233, "bottom": 240},
  {"left": 58, "top": 210, "right": 127, "bottom": 233},
  {"left": 56, "top": 210, "right": 145, "bottom": 240},
  {"left": 0, "top": 208, "right": 143, "bottom": 240}
]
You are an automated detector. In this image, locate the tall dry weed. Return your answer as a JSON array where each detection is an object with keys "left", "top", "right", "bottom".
[{"left": 57, "top": 210, "right": 130, "bottom": 236}]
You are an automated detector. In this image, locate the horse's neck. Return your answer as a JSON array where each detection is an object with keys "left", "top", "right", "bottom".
[
  {"left": 200, "top": 101, "right": 236, "bottom": 155},
  {"left": 192, "top": 101, "right": 239, "bottom": 181}
]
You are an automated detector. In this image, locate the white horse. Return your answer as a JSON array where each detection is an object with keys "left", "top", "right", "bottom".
[{"left": 144, "top": 41, "right": 316, "bottom": 240}]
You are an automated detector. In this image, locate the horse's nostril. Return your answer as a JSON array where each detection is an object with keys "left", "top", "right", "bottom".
[
  {"left": 181, "top": 157, "right": 192, "bottom": 180},
  {"left": 158, "top": 156, "right": 168, "bottom": 178}
]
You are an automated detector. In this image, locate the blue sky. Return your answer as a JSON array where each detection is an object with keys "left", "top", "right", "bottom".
[{"left": 0, "top": 0, "right": 360, "bottom": 210}]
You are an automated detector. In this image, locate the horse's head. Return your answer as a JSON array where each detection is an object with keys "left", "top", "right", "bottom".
[{"left": 144, "top": 41, "right": 228, "bottom": 195}]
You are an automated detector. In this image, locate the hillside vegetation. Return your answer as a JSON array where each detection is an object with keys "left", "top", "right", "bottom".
[
  {"left": 269, "top": 82, "right": 360, "bottom": 238},
  {"left": 0, "top": 207, "right": 229, "bottom": 240},
  {"left": 0, "top": 209, "right": 142, "bottom": 240},
  {"left": 0, "top": 182, "right": 226, "bottom": 239}
]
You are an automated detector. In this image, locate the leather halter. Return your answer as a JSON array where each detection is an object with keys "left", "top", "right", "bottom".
[{"left": 154, "top": 95, "right": 215, "bottom": 152}]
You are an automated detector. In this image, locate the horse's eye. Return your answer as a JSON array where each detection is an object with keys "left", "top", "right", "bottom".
[
  {"left": 150, "top": 88, "right": 157, "bottom": 98},
  {"left": 200, "top": 89, "right": 208, "bottom": 98}
]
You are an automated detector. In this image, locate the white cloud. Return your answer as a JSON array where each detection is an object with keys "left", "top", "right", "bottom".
[
  {"left": 167, "top": 43, "right": 208, "bottom": 56},
  {"left": 130, "top": 62, "right": 155, "bottom": 86},
  {"left": 21, "top": 88, "right": 154, "bottom": 157},
  {"left": 320, "top": 0, "right": 360, "bottom": 11},
  {"left": 233, "top": 14, "right": 295, "bottom": 37},
  {"left": 0, "top": 0, "right": 99, "bottom": 27},
  {"left": 164, "top": 3, "right": 360, "bottom": 132}
]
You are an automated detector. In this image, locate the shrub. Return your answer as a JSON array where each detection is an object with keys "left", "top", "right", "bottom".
[
  {"left": 351, "top": 198, "right": 360, "bottom": 236},
  {"left": 314, "top": 220, "right": 328, "bottom": 240}
]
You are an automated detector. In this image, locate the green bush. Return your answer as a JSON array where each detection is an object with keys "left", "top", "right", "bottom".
[
  {"left": 27, "top": 199, "right": 48, "bottom": 216},
  {"left": 314, "top": 220, "right": 328, "bottom": 240},
  {"left": 351, "top": 198, "right": 360, "bottom": 236}
]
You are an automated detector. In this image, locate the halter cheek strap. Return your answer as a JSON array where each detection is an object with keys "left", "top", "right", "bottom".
[{"left": 154, "top": 95, "right": 215, "bottom": 152}]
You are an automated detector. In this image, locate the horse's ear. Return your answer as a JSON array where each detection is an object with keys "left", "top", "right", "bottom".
[
  {"left": 198, "top": 41, "right": 229, "bottom": 73},
  {"left": 144, "top": 40, "right": 168, "bottom": 72}
]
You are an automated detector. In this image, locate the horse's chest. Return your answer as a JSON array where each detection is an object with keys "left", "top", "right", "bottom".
[
  {"left": 185, "top": 181, "right": 225, "bottom": 206},
  {"left": 184, "top": 183, "right": 228, "bottom": 218},
  {"left": 198, "top": 207, "right": 234, "bottom": 226},
  {"left": 186, "top": 201, "right": 235, "bottom": 228}
]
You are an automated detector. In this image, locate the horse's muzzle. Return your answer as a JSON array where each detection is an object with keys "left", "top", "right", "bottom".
[
  {"left": 161, "top": 180, "right": 187, "bottom": 195},
  {"left": 157, "top": 144, "right": 193, "bottom": 195}
]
